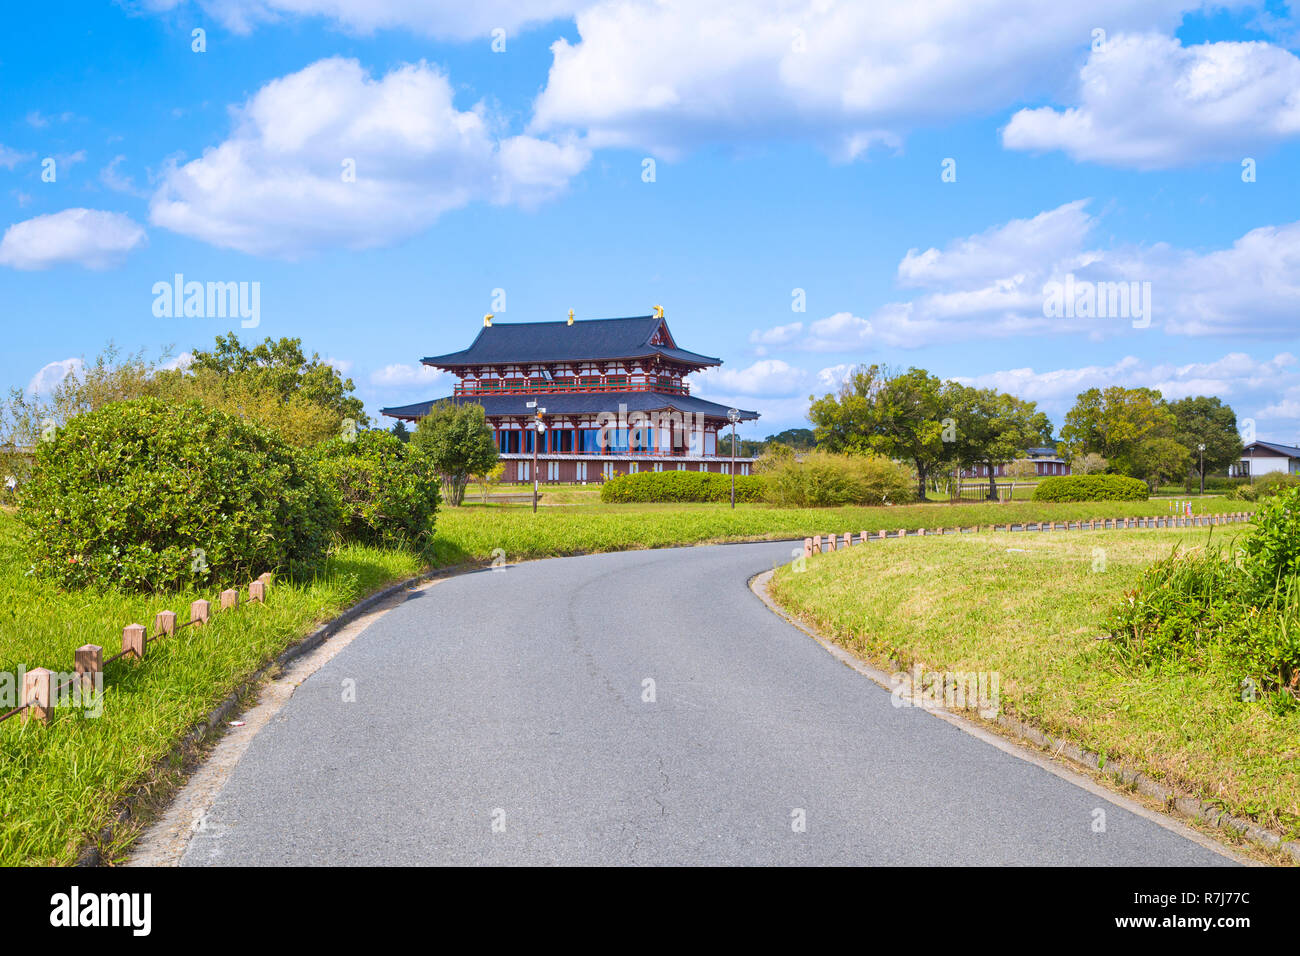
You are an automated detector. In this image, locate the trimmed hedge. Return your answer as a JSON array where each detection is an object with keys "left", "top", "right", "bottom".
[
  {"left": 18, "top": 398, "right": 339, "bottom": 592},
  {"left": 1032, "top": 474, "right": 1148, "bottom": 502},
  {"left": 314, "top": 430, "right": 440, "bottom": 550},
  {"left": 600, "top": 470, "right": 765, "bottom": 503}
]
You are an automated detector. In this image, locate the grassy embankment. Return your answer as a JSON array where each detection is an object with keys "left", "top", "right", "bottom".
[
  {"left": 767, "top": 526, "right": 1300, "bottom": 848},
  {"left": 428, "top": 495, "right": 1249, "bottom": 566},
  {"left": 0, "top": 510, "right": 421, "bottom": 865}
]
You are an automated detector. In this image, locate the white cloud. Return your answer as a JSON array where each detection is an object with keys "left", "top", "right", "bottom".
[
  {"left": 692, "top": 358, "right": 808, "bottom": 397},
  {"left": 149, "top": 57, "right": 589, "bottom": 257},
  {"left": 0, "top": 145, "right": 33, "bottom": 170},
  {"left": 0, "top": 208, "right": 147, "bottom": 270},
  {"left": 370, "top": 362, "right": 447, "bottom": 388},
  {"left": 748, "top": 200, "right": 1300, "bottom": 349},
  {"left": 26, "top": 358, "right": 83, "bottom": 396},
  {"left": 1003, "top": 33, "right": 1300, "bottom": 168},
  {"left": 161, "top": 352, "right": 194, "bottom": 371},
  {"left": 530, "top": 0, "right": 1243, "bottom": 158},
  {"left": 100, "top": 155, "right": 148, "bottom": 198},
  {"left": 138, "top": 0, "right": 582, "bottom": 38}
]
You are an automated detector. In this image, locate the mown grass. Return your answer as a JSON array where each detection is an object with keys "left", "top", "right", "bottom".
[
  {"left": 0, "top": 511, "right": 421, "bottom": 865},
  {"left": 429, "top": 496, "right": 1250, "bottom": 567},
  {"left": 767, "top": 527, "right": 1300, "bottom": 841}
]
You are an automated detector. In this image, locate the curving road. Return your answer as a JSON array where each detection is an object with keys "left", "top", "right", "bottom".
[{"left": 178, "top": 540, "right": 1234, "bottom": 866}]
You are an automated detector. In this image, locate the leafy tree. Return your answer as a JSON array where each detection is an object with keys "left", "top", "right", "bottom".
[
  {"left": 945, "top": 384, "right": 1051, "bottom": 499},
  {"left": 717, "top": 434, "right": 763, "bottom": 457},
  {"left": 1004, "top": 459, "right": 1040, "bottom": 481},
  {"left": 391, "top": 419, "right": 411, "bottom": 443},
  {"left": 763, "top": 427, "right": 815, "bottom": 450},
  {"left": 411, "top": 401, "right": 498, "bottom": 506},
  {"left": 1131, "top": 437, "right": 1192, "bottom": 492},
  {"left": 187, "top": 334, "right": 368, "bottom": 427},
  {"left": 1168, "top": 395, "right": 1243, "bottom": 492},
  {"left": 1059, "top": 386, "right": 1175, "bottom": 475},
  {"left": 154, "top": 368, "right": 342, "bottom": 447},
  {"left": 809, "top": 364, "right": 952, "bottom": 500}
]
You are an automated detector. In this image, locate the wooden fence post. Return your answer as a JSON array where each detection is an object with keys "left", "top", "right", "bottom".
[
  {"left": 878, "top": 529, "right": 887, "bottom": 540},
  {"left": 122, "top": 624, "right": 146, "bottom": 661},
  {"left": 154, "top": 610, "right": 177, "bottom": 637},
  {"left": 257, "top": 572, "right": 273, "bottom": 589},
  {"left": 813, "top": 535, "right": 822, "bottom": 554},
  {"left": 803, "top": 537, "right": 812, "bottom": 559},
  {"left": 190, "top": 599, "right": 211, "bottom": 627},
  {"left": 826, "top": 534, "right": 836, "bottom": 552},
  {"left": 220, "top": 588, "right": 238, "bottom": 611},
  {"left": 249, "top": 580, "right": 266, "bottom": 603},
  {"left": 75, "top": 645, "right": 102, "bottom": 693},
  {"left": 859, "top": 531, "right": 868, "bottom": 545},
  {"left": 22, "top": 667, "right": 53, "bottom": 725}
]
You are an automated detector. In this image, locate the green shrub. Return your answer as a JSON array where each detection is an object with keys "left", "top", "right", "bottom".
[
  {"left": 1032, "top": 474, "right": 1148, "bottom": 502},
  {"left": 18, "top": 398, "right": 338, "bottom": 592},
  {"left": 1230, "top": 472, "right": 1300, "bottom": 501},
  {"left": 600, "top": 470, "right": 765, "bottom": 503},
  {"left": 763, "top": 451, "right": 915, "bottom": 508},
  {"left": 314, "top": 430, "right": 440, "bottom": 549}
]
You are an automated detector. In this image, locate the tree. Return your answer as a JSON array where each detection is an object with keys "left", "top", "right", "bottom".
[
  {"left": 763, "top": 427, "right": 815, "bottom": 450},
  {"left": 1004, "top": 459, "right": 1040, "bottom": 481},
  {"left": 1073, "top": 452, "right": 1109, "bottom": 474},
  {"left": 391, "top": 420, "right": 411, "bottom": 443},
  {"left": 945, "top": 384, "right": 1051, "bottom": 499},
  {"left": 411, "top": 401, "right": 498, "bottom": 506},
  {"left": 1132, "top": 437, "right": 1191, "bottom": 493},
  {"left": 186, "top": 334, "right": 368, "bottom": 427},
  {"left": 1058, "top": 386, "right": 1175, "bottom": 475},
  {"left": 809, "top": 364, "right": 952, "bottom": 500},
  {"left": 1168, "top": 395, "right": 1243, "bottom": 493}
]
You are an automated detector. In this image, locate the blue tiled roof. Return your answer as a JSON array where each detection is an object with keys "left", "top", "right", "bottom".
[
  {"left": 422, "top": 315, "right": 721, "bottom": 369},
  {"left": 1246, "top": 440, "right": 1300, "bottom": 458},
  {"left": 382, "top": 391, "right": 759, "bottom": 422}
]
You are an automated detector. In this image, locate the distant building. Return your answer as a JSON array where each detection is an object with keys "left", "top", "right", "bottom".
[
  {"left": 958, "top": 445, "right": 1071, "bottom": 479},
  {"left": 1231, "top": 440, "right": 1300, "bottom": 478},
  {"left": 381, "top": 310, "right": 759, "bottom": 483}
]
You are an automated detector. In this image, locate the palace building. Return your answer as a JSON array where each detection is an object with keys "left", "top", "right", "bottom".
[{"left": 381, "top": 308, "right": 759, "bottom": 484}]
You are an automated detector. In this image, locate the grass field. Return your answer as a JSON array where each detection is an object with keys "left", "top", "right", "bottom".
[
  {"left": 767, "top": 526, "right": 1300, "bottom": 844},
  {"left": 429, "top": 495, "right": 1250, "bottom": 567},
  {"left": 0, "top": 511, "right": 421, "bottom": 865}
]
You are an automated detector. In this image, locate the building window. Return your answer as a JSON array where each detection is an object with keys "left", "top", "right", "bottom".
[
  {"left": 653, "top": 462, "right": 663, "bottom": 472},
  {"left": 602, "top": 461, "right": 615, "bottom": 479},
  {"left": 699, "top": 463, "right": 707, "bottom": 472},
  {"left": 630, "top": 461, "right": 639, "bottom": 474},
  {"left": 547, "top": 461, "right": 559, "bottom": 481},
  {"left": 676, "top": 463, "right": 685, "bottom": 471},
  {"left": 518, "top": 461, "right": 530, "bottom": 481},
  {"left": 576, "top": 461, "right": 588, "bottom": 482}
]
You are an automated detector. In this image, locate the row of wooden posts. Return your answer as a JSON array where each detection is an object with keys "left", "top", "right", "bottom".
[
  {"left": 802, "top": 512, "right": 1252, "bottom": 558},
  {"left": 15, "top": 572, "right": 274, "bottom": 726}
]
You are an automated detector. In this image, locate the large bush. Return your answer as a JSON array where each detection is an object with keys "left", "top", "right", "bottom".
[
  {"left": 314, "top": 430, "right": 440, "bottom": 549},
  {"left": 763, "top": 451, "right": 914, "bottom": 508},
  {"left": 1230, "top": 472, "right": 1300, "bottom": 501},
  {"left": 18, "top": 398, "right": 339, "bottom": 592},
  {"left": 1108, "top": 487, "right": 1300, "bottom": 692},
  {"left": 1031, "top": 474, "right": 1148, "bottom": 502},
  {"left": 600, "top": 470, "right": 765, "bottom": 503}
]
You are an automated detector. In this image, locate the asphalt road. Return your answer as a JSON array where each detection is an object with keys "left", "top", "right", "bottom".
[{"left": 181, "top": 540, "right": 1234, "bottom": 866}]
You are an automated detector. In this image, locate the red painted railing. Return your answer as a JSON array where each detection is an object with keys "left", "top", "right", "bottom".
[{"left": 454, "top": 377, "right": 690, "bottom": 397}]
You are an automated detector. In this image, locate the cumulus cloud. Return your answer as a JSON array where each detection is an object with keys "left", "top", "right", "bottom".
[
  {"left": 748, "top": 200, "right": 1300, "bottom": 350},
  {"left": 26, "top": 357, "right": 84, "bottom": 396},
  {"left": 692, "top": 359, "right": 808, "bottom": 397},
  {"left": 370, "top": 362, "right": 447, "bottom": 388},
  {"left": 0, "top": 208, "right": 146, "bottom": 270},
  {"left": 137, "top": 0, "right": 582, "bottom": 38},
  {"left": 1003, "top": 33, "right": 1300, "bottom": 168},
  {"left": 149, "top": 57, "right": 590, "bottom": 257},
  {"left": 530, "top": 0, "right": 1248, "bottom": 158}
]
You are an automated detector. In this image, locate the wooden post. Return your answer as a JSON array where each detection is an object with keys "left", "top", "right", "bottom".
[
  {"left": 898, "top": 528, "right": 906, "bottom": 538},
  {"left": 21, "top": 667, "right": 53, "bottom": 725},
  {"left": 75, "top": 644, "right": 102, "bottom": 693},
  {"left": 813, "top": 535, "right": 822, "bottom": 554},
  {"left": 843, "top": 532, "right": 852, "bottom": 549},
  {"left": 803, "top": 537, "right": 812, "bottom": 559},
  {"left": 122, "top": 624, "right": 146, "bottom": 661},
  {"left": 191, "top": 599, "right": 211, "bottom": 627},
  {"left": 878, "top": 529, "right": 887, "bottom": 539},
  {"left": 826, "top": 534, "right": 836, "bottom": 552},
  {"left": 154, "top": 610, "right": 177, "bottom": 637},
  {"left": 859, "top": 531, "right": 868, "bottom": 545},
  {"left": 257, "top": 572, "right": 273, "bottom": 589},
  {"left": 220, "top": 588, "right": 238, "bottom": 611},
  {"left": 249, "top": 579, "right": 266, "bottom": 603},
  {"left": 917, "top": 527, "right": 926, "bottom": 536}
]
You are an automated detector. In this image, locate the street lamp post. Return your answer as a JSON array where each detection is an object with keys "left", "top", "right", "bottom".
[
  {"left": 1198, "top": 443, "right": 1206, "bottom": 495},
  {"left": 727, "top": 407, "right": 740, "bottom": 509},
  {"left": 527, "top": 402, "right": 546, "bottom": 514}
]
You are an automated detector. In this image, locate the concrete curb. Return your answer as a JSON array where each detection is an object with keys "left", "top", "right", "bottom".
[
  {"left": 74, "top": 560, "right": 484, "bottom": 867},
  {"left": 751, "top": 566, "right": 1298, "bottom": 865}
]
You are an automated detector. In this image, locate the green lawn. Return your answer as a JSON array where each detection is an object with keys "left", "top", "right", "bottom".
[
  {"left": 767, "top": 526, "right": 1300, "bottom": 845},
  {"left": 429, "top": 496, "right": 1250, "bottom": 567},
  {"left": 0, "top": 510, "right": 421, "bottom": 865}
]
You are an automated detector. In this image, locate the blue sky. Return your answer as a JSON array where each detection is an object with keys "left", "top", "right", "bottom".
[{"left": 2, "top": 1, "right": 1299, "bottom": 444}]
